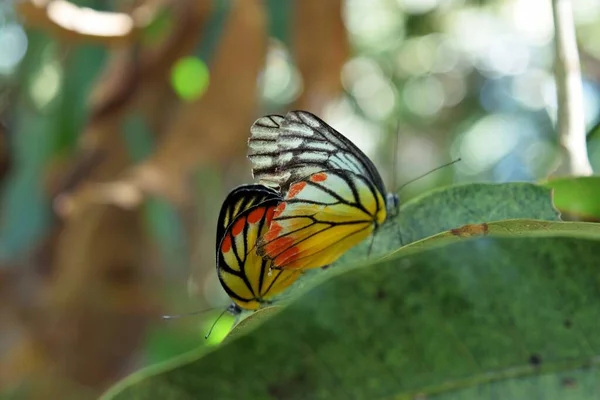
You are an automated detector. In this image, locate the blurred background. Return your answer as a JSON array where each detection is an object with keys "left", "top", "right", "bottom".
[{"left": 1, "top": 0, "right": 599, "bottom": 398}]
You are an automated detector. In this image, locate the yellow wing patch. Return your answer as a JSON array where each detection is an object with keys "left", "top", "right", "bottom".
[{"left": 257, "top": 170, "right": 387, "bottom": 270}]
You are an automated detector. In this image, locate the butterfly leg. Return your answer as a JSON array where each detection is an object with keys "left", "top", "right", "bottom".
[
  {"left": 394, "top": 220, "right": 405, "bottom": 247},
  {"left": 367, "top": 232, "right": 376, "bottom": 258}
]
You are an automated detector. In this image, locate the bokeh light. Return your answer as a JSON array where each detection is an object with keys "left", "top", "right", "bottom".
[
  {"left": 170, "top": 56, "right": 210, "bottom": 101},
  {"left": 260, "top": 41, "right": 302, "bottom": 105},
  {"left": 0, "top": 22, "right": 27, "bottom": 74},
  {"left": 29, "top": 60, "right": 62, "bottom": 110}
]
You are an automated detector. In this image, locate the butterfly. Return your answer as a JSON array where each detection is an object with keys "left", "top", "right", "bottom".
[
  {"left": 247, "top": 110, "right": 398, "bottom": 270},
  {"left": 216, "top": 184, "right": 302, "bottom": 313}
]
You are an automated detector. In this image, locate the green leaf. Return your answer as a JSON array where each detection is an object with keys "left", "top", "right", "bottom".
[
  {"left": 386, "top": 219, "right": 600, "bottom": 259},
  {"left": 540, "top": 176, "right": 600, "bottom": 220},
  {"left": 344, "top": 182, "right": 560, "bottom": 264},
  {"left": 102, "top": 230, "right": 600, "bottom": 399}
]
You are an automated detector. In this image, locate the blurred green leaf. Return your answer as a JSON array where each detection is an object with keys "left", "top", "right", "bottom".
[
  {"left": 142, "top": 8, "right": 174, "bottom": 45},
  {"left": 143, "top": 325, "right": 206, "bottom": 367},
  {"left": 143, "top": 309, "right": 235, "bottom": 367},
  {"left": 0, "top": 107, "right": 51, "bottom": 260},
  {"left": 170, "top": 57, "right": 210, "bottom": 101},
  {"left": 54, "top": 44, "right": 106, "bottom": 155},
  {"left": 265, "top": 0, "right": 292, "bottom": 45},
  {"left": 122, "top": 114, "right": 189, "bottom": 269},
  {"left": 102, "top": 231, "right": 600, "bottom": 399},
  {"left": 540, "top": 177, "right": 600, "bottom": 220}
]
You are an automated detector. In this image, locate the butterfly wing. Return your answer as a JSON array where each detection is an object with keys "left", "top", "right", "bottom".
[
  {"left": 248, "top": 110, "right": 388, "bottom": 197},
  {"left": 217, "top": 186, "right": 301, "bottom": 310},
  {"left": 215, "top": 184, "right": 280, "bottom": 253},
  {"left": 257, "top": 169, "right": 387, "bottom": 270}
]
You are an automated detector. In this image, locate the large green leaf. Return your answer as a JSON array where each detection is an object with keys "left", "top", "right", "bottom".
[
  {"left": 341, "top": 182, "right": 560, "bottom": 266},
  {"left": 540, "top": 177, "right": 600, "bottom": 220},
  {"left": 102, "top": 222, "right": 600, "bottom": 399}
]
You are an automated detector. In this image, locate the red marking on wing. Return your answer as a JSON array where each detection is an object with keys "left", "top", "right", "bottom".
[
  {"left": 265, "top": 206, "right": 276, "bottom": 224},
  {"left": 287, "top": 182, "right": 307, "bottom": 199},
  {"left": 310, "top": 172, "right": 327, "bottom": 182},
  {"left": 247, "top": 207, "right": 265, "bottom": 224},
  {"left": 221, "top": 234, "right": 232, "bottom": 253},
  {"left": 263, "top": 221, "right": 282, "bottom": 241},
  {"left": 273, "top": 202, "right": 286, "bottom": 218},
  {"left": 232, "top": 216, "right": 246, "bottom": 236}
]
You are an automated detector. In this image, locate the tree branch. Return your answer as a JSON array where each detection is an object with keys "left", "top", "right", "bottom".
[
  {"left": 16, "top": 0, "right": 163, "bottom": 46},
  {"left": 551, "top": 0, "right": 593, "bottom": 176}
]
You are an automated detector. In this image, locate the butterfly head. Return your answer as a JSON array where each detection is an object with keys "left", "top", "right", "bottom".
[{"left": 386, "top": 192, "right": 400, "bottom": 218}]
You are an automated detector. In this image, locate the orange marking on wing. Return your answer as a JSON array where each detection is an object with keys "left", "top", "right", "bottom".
[
  {"left": 232, "top": 216, "right": 245, "bottom": 236},
  {"left": 265, "top": 236, "right": 295, "bottom": 256},
  {"left": 221, "top": 234, "right": 232, "bottom": 253},
  {"left": 287, "top": 182, "right": 307, "bottom": 199},
  {"left": 275, "top": 246, "right": 299, "bottom": 267},
  {"left": 247, "top": 207, "right": 265, "bottom": 224},
  {"left": 265, "top": 206, "right": 276, "bottom": 224},
  {"left": 310, "top": 172, "right": 327, "bottom": 182},
  {"left": 273, "top": 203, "right": 286, "bottom": 218},
  {"left": 263, "top": 222, "right": 282, "bottom": 241}
]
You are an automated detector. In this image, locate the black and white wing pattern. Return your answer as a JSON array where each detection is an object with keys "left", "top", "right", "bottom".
[
  {"left": 215, "top": 184, "right": 280, "bottom": 253},
  {"left": 247, "top": 110, "right": 388, "bottom": 197}
]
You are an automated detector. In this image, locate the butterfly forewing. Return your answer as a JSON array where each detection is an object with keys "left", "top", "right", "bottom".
[
  {"left": 256, "top": 169, "right": 387, "bottom": 270},
  {"left": 215, "top": 184, "right": 280, "bottom": 253},
  {"left": 217, "top": 185, "right": 301, "bottom": 310}
]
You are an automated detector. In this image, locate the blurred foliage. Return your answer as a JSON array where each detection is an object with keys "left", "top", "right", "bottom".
[
  {"left": 0, "top": 0, "right": 599, "bottom": 398},
  {"left": 541, "top": 176, "right": 600, "bottom": 220}
]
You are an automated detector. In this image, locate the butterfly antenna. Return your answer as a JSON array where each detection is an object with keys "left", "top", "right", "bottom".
[
  {"left": 396, "top": 158, "right": 461, "bottom": 193},
  {"left": 162, "top": 307, "right": 213, "bottom": 320},
  {"left": 386, "top": 119, "right": 408, "bottom": 249},
  {"left": 390, "top": 120, "right": 401, "bottom": 191},
  {"left": 367, "top": 232, "right": 376, "bottom": 258},
  {"left": 205, "top": 308, "right": 229, "bottom": 340}
]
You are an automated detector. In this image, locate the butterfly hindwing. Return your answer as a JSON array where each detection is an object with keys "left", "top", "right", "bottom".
[
  {"left": 249, "top": 111, "right": 387, "bottom": 195},
  {"left": 256, "top": 169, "right": 387, "bottom": 270},
  {"left": 217, "top": 185, "right": 301, "bottom": 310}
]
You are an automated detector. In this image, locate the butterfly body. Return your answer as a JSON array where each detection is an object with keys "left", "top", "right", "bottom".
[
  {"left": 216, "top": 184, "right": 301, "bottom": 311},
  {"left": 248, "top": 111, "right": 397, "bottom": 270}
]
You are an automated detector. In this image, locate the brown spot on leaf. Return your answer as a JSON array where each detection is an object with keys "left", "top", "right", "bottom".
[
  {"left": 529, "top": 353, "right": 542, "bottom": 366},
  {"left": 562, "top": 377, "right": 576, "bottom": 388},
  {"left": 450, "top": 223, "right": 489, "bottom": 238}
]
